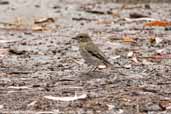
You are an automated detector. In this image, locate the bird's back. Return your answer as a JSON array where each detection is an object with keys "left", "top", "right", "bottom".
[{"left": 79, "top": 40, "right": 111, "bottom": 67}]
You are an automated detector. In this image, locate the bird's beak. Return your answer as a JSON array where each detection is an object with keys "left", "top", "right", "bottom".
[{"left": 72, "top": 36, "right": 78, "bottom": 40}]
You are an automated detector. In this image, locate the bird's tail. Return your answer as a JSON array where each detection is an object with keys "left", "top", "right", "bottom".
[{"left": 103, "top": 59, "right": 113, "bottom": 68}]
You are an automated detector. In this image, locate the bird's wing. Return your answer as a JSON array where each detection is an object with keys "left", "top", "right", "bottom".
[{"left": 85, "top": 42, "right": 111, "bottom": 65}]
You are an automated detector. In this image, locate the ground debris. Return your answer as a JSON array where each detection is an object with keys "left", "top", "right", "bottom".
[{"left": 0, "top": 1, "right": 171, "bottom": 114}]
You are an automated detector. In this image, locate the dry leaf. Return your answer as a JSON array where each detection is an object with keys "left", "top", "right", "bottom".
[
  {"left": 145, "top": 53, "right": 171, "bottom": 61},
  {"left": 132, "top": 56, "right": 139, "bottom": 63},
  {"left": 0, "top": 17, "right": 25, "bottom": 29},
  {"left": 122, "top": 36, "right": 136, "bottom": 43},
  {"left": 0, "top": 17, "right": 56, "bottom": 32},
  {"left": 0, "top": 105, "right": 3, "bottom": 109},
  {"left": 124, "top": 64, "right": 132, "bottom": 68},
  {"left": 159, "top": 99, "right": 171, "bottom": 110},
  {"left": 129, "top": 12, "right": 148, "bottom": 19},
  {"left": 144, "top": 20, "right": 171, "bottom": 27},
  {"left": 33, "top": 17, "right": 56, "bottom": 32},
  {"left": 44, "top": 94, "right": 87, "bottom": 101},
  {"left": 127, "top": 51, "right": 134, "bottom": 57},
  {"left": 120, "top": 3, "right": 128, "bottom": 10},
  {"left": 96, "top": 19, "right": 113, "bottom": 24},
  {"left": 142, "top": 59, "right": 153, "bottom": 65},
  {"left": 34, "top": 17, "right": 55, "bottom": 25},
  {"left": 12, "top": 17, "right": 24, "bottom": 28},
  {"left": 124, "top": 17, "right": 156, "bottom": 22},
  {"left": 111, "top": 55, "right": 121, "bottom": 60},
  {"left": 149, "top": 36, "right": 156, "bottom": 45},
  {"left": 84, "top": 9, "right": 106, "bottom": 15},
  {"left": 27, "top": 101, "right": 37, "bottom": 107},
  {"left": 155, "top": 37, "right": 162, "bottom": 44},
  {"left": 153, "top": 54, "right": 171, "bottom": 59},
  {"left": 149, "top": 36, "right": 162, "bottom": 45},
  {"left": 72, "top": 17, "right": 96, "bottom": 22},
  {"left": 156, "top": 49, "right": 165, "bottom": 54},
  {"left": 111, "top": 11, "right": 120, "bottom": 17},
  {"left": 98, "top": 65, "right": 107, "bottom": 69},
  {"left": 0, "top": 49, "right": 8, "bottom": 59},
  {"left": 32, "top": 25, "right": 48, "bottom": 31},
  {"left": 7, "top": 86, "right": 30, "bottom": 89},
  {"left": 107, "top": 104, "right": 115, "bottom": 110}
]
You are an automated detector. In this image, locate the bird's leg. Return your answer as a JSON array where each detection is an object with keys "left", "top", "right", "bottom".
[
  {"left": 92, "top": 66, "right": 98, "bottom": 71},
  {"left": 87, "top": 66, "right": 97, "bottom": 73}
]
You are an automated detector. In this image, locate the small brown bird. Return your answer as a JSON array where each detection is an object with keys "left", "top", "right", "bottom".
[{"left": 73, "top": 33, "right": 112, "bottom": 71}]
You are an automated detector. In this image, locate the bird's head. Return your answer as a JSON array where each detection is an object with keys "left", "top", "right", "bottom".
[{"left": 72, "top": 33, "right": 92, "bottom": 43}]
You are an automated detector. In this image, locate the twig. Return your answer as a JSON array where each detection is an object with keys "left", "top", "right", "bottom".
[{"left": 72, "top": 17, "right": 96, "bottom": 22}]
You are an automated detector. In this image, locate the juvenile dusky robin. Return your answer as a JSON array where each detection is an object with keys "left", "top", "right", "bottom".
[{"left": 73, "top": 33, "right": 112, "bottom": 71}]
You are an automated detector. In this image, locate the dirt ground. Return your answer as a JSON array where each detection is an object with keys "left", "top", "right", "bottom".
[{"left": 0, "top": 0, "right": 171, "bottom": 114}]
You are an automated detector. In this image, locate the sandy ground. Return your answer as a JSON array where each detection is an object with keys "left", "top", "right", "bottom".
[{"left": 0, "top": 0, "right": 171, "bottom": 114}]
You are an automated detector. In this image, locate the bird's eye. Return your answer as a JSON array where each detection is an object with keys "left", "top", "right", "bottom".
[{"left": 79, "top": 36, "right": 83, "bottom": 38}]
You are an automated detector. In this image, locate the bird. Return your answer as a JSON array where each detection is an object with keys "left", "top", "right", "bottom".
[{"left": 72, "top": 33, "right": 112, "bottom": 71}]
